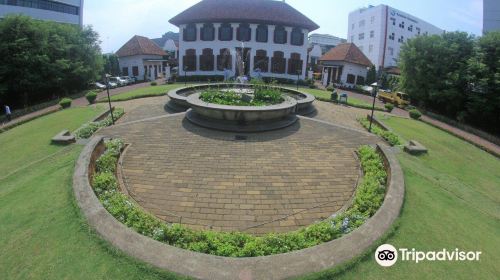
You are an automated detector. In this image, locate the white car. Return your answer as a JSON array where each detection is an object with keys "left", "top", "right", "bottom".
[
  {"left": 121, "top": 76, "right": 135, "bottom": 84},
  {"left": 94, "top": 82, "right": 106, "bottom": 90},
  {"left": 109, "top": 77, "right": 127, "bottom": 86}
]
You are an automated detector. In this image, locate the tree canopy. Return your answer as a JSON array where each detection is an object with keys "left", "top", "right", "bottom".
[
  {"left": 0, "top": 15, "right": 103, "bottom": 108},
  {"left": 399, "top": 31, "right": 500, "bottom": 135}
]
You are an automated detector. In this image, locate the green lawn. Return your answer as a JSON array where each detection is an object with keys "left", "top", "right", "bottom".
[
  {"left": 301, "top": 116, "right": 500, "bottom": 280},
  {"left": 1, "top": 103, "right": 498, "bottom": 279},
  {"left": 296, "top": 87, "right": 384, "bottom": 110},
  {"left": 103, "top": 84, "right": 192, "bottom": 102}
]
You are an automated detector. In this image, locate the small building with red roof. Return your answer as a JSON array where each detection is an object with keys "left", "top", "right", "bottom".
[
  {"left": 116, "top": 35, "right": 168, "bottom": 81},
  {"left": 318, "top": 43, "right": 373, "bottom": 87}
]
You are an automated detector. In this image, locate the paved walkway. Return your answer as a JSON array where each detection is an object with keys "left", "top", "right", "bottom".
[{"left": 99, "top": 104, "right": 379, "bottom": 234}]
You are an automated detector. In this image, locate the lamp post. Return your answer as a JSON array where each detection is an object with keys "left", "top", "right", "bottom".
[
  {"left": 184, "top": 66, "right": 188, "bottom": 86},
  {"left": 368, "top": 81, "right": 379, "bottom": 132},
  {"left": 296, "top": 69, "right": 302, "bottom": 90},
  {"left": 105, "top": 74, "right": 115, "bottom": 125}
]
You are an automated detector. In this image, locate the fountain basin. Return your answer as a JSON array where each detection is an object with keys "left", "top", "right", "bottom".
[{"left": 186, "top": 92, "right": 298, "bottom": 132}]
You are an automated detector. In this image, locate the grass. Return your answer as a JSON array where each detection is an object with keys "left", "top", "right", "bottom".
[
  {"left": 0, "top": 107, "right": 186, "bottom": 280},
  {"left": 301, "top": 116, "right": 500, "bottom": 280},
  {"left": 296, "top": 87, "right": 385, "bottom": 111},
  {"left": 101, "top": 84, "right": 190, "bottom": 102},
  {"left": 0, "top": 106, "right": 103, "bottom": 175},
  {"left": 1, "top": 99, "right": 498, "bottom": 279}
]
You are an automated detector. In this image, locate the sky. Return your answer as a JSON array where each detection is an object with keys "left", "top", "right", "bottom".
[{"left": 84, "top": 0, "right": 484, "bottom": 53}]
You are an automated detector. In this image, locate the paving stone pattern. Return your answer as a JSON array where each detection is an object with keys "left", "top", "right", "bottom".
[{"left": 99, "top": 112, "right": 378, "bottom": 234}]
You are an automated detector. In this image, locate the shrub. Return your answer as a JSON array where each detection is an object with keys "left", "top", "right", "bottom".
[
  {"left": 85, "top": 91, "right": 98, "bottom": 104},
  {"left": 59, "top": 98, "right": 72, "bottom": 109},
  {"left": 326, "top": 85, "right": 334, "bottom": 92},
  {"left": 90, "top": 142, "right": 388, "bottom": 257},
  {"left": 150, "top": 81, "right": 158, "bottom": 86},
  {"left": 75, "top": 122, "right": 100, "bottom": 139},
  {"left": 358, "top": 118, "right": 402, "bottom": 146},
  {"left": 385, "top": 103, "right": 394, "bottom": 112},
  {"left": 253, "top": 88, "right": 284, "bottom": 104},
  {"left": 96, "top": 153, "right": 118, "bottom": 173},
  {"left": 409, "top": 109, "right": 422, "bottom": 120}
]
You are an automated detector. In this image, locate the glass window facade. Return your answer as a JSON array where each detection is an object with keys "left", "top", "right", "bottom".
[{"left": 2, "top": 0, "right": 79, "bottom": 15}]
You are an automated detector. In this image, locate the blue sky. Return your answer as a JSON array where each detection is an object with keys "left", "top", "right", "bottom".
[{"left": 84, "top": 0, "right": 483, "bottom": 53}]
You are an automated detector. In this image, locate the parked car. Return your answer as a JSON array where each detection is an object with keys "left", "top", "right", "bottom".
[
  {"left": 94, "top": 82, "right": 107, "bottom": 90},
  {"left": 121, "top": 76, "right": 135, "bottom": 84},
  {"left": 104, "top": 81, "right": 118, "bottom": 89},
  {"left": 109, "top": 77, "right": 127, "bottom": 86}
]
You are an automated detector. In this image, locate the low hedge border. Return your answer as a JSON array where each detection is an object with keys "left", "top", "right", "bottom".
[
  {"left": 358, "top": 117, "right": 402, "bottom": 146},
  {"left": 74, "top": 132, "right": 404, "bottom": 280},
  {"left": 90, "top": 141, "right": 387, "bottom": 258},
  {"left": 75, "top": 108, "right": 125, "bottom": 139},
  {"left": 315, "top": 96, "right": 386, "bottom": 112}
]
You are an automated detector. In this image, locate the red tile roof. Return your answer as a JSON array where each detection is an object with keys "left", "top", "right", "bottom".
[
  {"left": 169, "top": 0, "right": 319, "bottom": 31},
  {"left": 116, "top": 35, "right": 167, "bottom": 57},
  {"left": 319, "top": 43, "right": 373, "bottom": 67}
]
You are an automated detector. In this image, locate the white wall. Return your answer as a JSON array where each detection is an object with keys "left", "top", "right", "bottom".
[
  {"left": 321, "top": 62, "right": 368, "bottom": 86},
  {"left": 118, "top": 55, "right": 164, "bottom": 81},
  {"left": 0, "top": 0, "right": 83, "bottom": 26},
  {"left": 178, "top": 23, "right": 309, "bottom": 80},
  {"left": 348, "top": 4, "right": 443, "bottom": 68}
]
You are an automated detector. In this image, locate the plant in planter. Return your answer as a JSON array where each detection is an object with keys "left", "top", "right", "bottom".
[
  {"left": 409, "top": 109, "right": 422, "bottom": 120},
  {"left": 385, "top": 103, "right": 394, "bottom": 112},
  {"left": 150, "top": 81, "right": 158, "bottom": 86},
  {"left": 59, "top": 98, "right": 72, "bottom": 109},
  {"left": 86, "top": 91, "right": 98, "bottom": 104}
]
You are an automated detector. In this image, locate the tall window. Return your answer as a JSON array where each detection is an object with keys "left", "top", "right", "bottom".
[
  {"left": 370, "top": 30, "right": 374, "bottom": 38},
  {"left": 388, "top": 47, "right": 394, "bottom": 56},
  {"left": 237, "top": 23, "right": 251, "bottom": 41},
  {"left": 256, "top": 24, "right": 268, "bottom": 42},
  {"left": 254, "top": 50, "right": 269, "bottom": 72},
  {"left": 183, "top": 24, "right": 197, "bottom": 41},
  {"left": 346, "top": 74, "right": 356, "bottom": 84},
  {"left": 398, "top": 35, "right": 404, "bottom": 43},
  {"left": 358, "top": 33, "right": 365, "bottom": 40},
  {"left": 274, "top": 26, "right": 287, "bottom": 44},
  {"left": 201, "top": 23, "right": 215, "bottom": 41},
  {"left": 389, "top": 32, "right": 395, "bottom": 40},
  {"left": 370, "top": 16, "right": 375, "bottom": 24},
  {"left": 287, "top": 53, "right": 303, "bottom": 75},
  {"left": 369, "top": 44, "right": 373, "bottom": 53},
  {"left": 199, "top": 48, "right": 214, "bottom": 71},
  {"left": 122, "top": 67, "right": 129, "bottom": 76},
  {"left": 132, "top": 66, "right": 139, "bottom": 76},
  {"left": 217, "top": 48, "right": 232, "bottom": 70},
  {"left": 271, "top": 51, "right": 286, "bottom": 74},
  {"left": 399, "top": 21, "right": 405, "bottom": 29},
  {"left": 390, "top": 17, "right": 396, "bottom": 26},
  {"left": 219, "top": 23, "right": 233, "bottom": 41},
  {"left": 183, "top": 49, "right": 196, "bottom": 71},
  {"left": 291, "top": 28, "right": 304, "bottom": 46},
  {"left": 408, "top": 25, "right": 413, "bottom": 32}
]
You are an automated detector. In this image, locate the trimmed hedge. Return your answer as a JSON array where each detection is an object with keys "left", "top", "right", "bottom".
[
  {"left": 91, "top": 142, "right": 388, "bottom": 257},
  {"left": 409, "top": 109, "right": 422, "bottom": 120},
  {"left": 59, "top": 98, "right": 72, "bottom": 109},
  {"left": 358, "top": 118, "right": 402, "bottom": 146},
  {"left": 75, "top": 108, "right": 125, "bottom": 139},
  {"left": 385, "top": 103, "right": 394, "bottom": 112},
  {"left": 85, "top": 91, "right": 98, "bottom": 104}
]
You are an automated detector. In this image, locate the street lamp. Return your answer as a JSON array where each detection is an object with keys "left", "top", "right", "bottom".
[
  {"left": 105, "top": 74, "right": 115, "bottom": 125},
  {"left": 184, "top": 66, "right": 188, "bottom": 86},
  {"left": 296, "top": 69, "right": 302, "bottom": 90},
  {"left": 368, "top": 81, "right": 379, "bottom": 132}
]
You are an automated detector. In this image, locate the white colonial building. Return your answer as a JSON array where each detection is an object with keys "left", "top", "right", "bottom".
[
  {"left": 0, "top": 0, "right": 83, "bottom": 26},
  {"left": 318, "top": 43, "right": 372, "bottom": 87},
  {"left": 348, "top": 4, "right": 443, "bottom": 69},
  {"left": 169, "top": 0, "right": 319, "bottom": 80},
  {"left": 116, "top": 35, "right": 167, "bottom": 81}
]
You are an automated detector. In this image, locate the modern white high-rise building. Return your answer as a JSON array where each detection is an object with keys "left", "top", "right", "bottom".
[
  {"left": 483, "top": 0, "right": 500, "bottom": 33},
  {"left": 0, "top": 0, "right": 83, "bottom": 26},
  {"left": 348, "top": 4, "right": 443, "bottom": 69}
]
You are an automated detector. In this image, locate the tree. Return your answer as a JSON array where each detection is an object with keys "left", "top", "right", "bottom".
[
  {"left": 103, "top": 53, "right": 120, "bottom": 76},
  {"left": 0, "top": 15, "right": 103, "bottom": 108},
  {"left": 366, "top": 65, "right": 377, "bottom": 85}
]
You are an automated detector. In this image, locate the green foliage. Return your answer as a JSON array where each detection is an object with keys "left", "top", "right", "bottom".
[
  {"left": 75, "top": 108, "right": 125, "bottom": 139},
  {"left": 385, "top": 103, "right": 394, "bottom": 112},
  {"left": 91, "top": 143, "right": 387, "bottom": 257},
  {"left": 409, "top": 109, "right": 422, "bottom": 120},
  {"left": 0, "top": 15, "right": 103, "bottom": 108},
  {"left": 399, "top": 31, "right": 500, "bottom": 134},
  {"left": 102, "top": 54, "right": 120, "bottom": 76},
  {"left": 150, "top": 82, "right": 158, "bottom": 86},
  {"left": 59, "top": 98, "right": 72, "bottom": 109},
  {"left": 358, "top": 118, "right": 402, "bottom": 146},
  {"left": 366, "top": 65, "right": 377, "bottom": 85},
  {"left": 96, "top": 153, "right": 118, "bottom": 173},
  {"left": 326, "top": 85, "right": 334, "bottom": 92},
  {"left": 200, "top": 88, "right": 283, "bottom": 106},
  {"left": 85, "top": 91, "right": 98, "bottom": 104}
]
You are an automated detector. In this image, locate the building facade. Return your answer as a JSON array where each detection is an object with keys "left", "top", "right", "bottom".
[
  {"left": 117, "top": 35, "right": 168, "bottom": 82},
  {"left": 169, "top": 0, "right": 319, "bottom": 80},
  {"left": 347, "top": 4, "right": 443, "bottom": 69},
  {"left": 0, "top": 0, "right": 83, "bottom": 26},
  {"left": 318, "top": 43, "right": 372, "bottom": 87},
  {"left": 484, "top": 0, "right": 500, "bottom": 33}
]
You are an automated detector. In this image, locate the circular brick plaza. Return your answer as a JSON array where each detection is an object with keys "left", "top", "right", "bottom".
[{"left": 99, "top": 111, "right": 379, "bottom": 234}]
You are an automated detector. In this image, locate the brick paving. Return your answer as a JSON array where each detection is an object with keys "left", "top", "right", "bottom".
[{"left": 99, "top": 111, "right": 378, "bottom": 234}]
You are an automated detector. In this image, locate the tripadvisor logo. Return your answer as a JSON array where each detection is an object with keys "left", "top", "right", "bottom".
[{"left": 375, "top": 244, "right": 482, "bottom": 267}]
